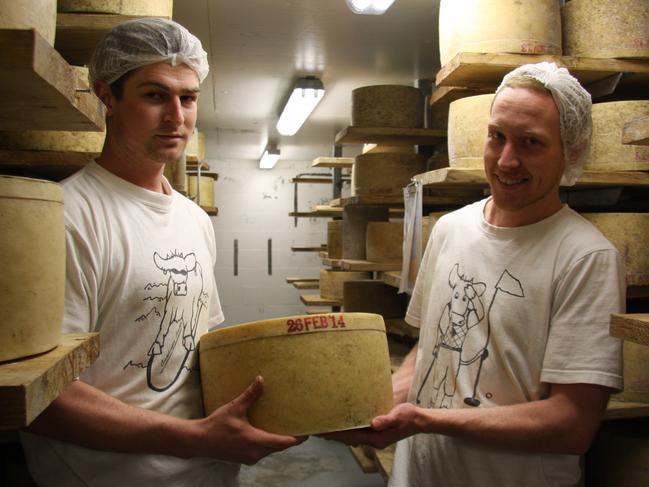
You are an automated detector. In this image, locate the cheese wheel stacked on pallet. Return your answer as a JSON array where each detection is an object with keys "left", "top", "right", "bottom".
[
  {"left": 352, "top": 85, "right": 424, "bottom": 128},
  {"left": 587, "top": 101, "right": 649, "bottom": 171},
  {"left": 0, "top": 0, "right": 57, "bottom": 45},
  {"left": 199, "top": 313, "right": 393, "bottom": 435},
  {"left": 352, "top": 152, "right": 427, "bottom": 197},
  {"left": 320, "top": 269, "right": 371, "bottom": 301},
  {"left": 366, "top": 221, "right": 403, "bottom": 263},
  {"left": 327, "top": 220, "right": 343, "bottom": 259},
  {"left": 0, "top": 176, "right": 64, "bottom": 361},
  {"left": 439, "top": 0, "right": 561, "bottom": 67},
  {"left": 447, "top": 94, "right": 494, "bottom": 169},
  {"left": 562, "top": 0, "right": 649, "bottom": 59},
  {"left": 57, "top": 0, "right": 173, "bottom": 17}
]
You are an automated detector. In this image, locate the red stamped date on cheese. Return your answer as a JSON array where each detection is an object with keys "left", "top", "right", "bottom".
[{"left": 286, "top": 314, "right": 346, "bottom": 334}]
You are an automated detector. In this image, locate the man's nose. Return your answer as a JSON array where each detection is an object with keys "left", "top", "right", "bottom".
[
  {"left": 163, "top": 97, "right": 184, "bottom": 125},
  {"left": 498, "top": 141, "right": 520, "bottom": 169}
]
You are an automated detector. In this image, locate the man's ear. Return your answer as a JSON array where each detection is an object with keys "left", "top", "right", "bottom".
[{"left": 94, "top": 80, "right": 115, "bottom": 116}]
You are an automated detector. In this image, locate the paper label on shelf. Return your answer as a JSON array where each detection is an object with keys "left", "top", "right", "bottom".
[{"left": 399, "top": 180, "right": 422, "bottom": 294}]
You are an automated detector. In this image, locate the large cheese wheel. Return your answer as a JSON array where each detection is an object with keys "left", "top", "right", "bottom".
[
  {"left": 0, "top": 130, "right": 105, "bottom": 153},
  {"left": 199, "top": 313, "right": 393, "bottom": 435},
  {"left": 0, "top": 176, "right": 64, "bottom": 362},
  {"left": 187, "top": 173, "right": 216, "bottom": 207},
  {"left": 352, "top": 85, "right": 424, "bottom": 128},
  {"left": 587, "top": 101, "right": 649, "bottom": 171},
  {"left": 562, "top": 0, "right": 649, "bottom": 59},
  {"left": 186, "top": 130, "right": 205, "bottom": 162},
  {"left": 582, "top": 213, "right": 649, "bottom": 285},
  {"left": 327, "top": 220, "right": 343, "bottom": 259},
  {"left": 57, "top": 0, "right": 173, "bottom": 16},
  {"left": 448, "top": 94, "right": 494, "bottom": 169},
  {"left": 611, "top": 341, "right": 649, "bottom": 404},
  {"left": 439, "top": 0, "right": 561, "bottom": 67},
  {"left": 366, "top": 221, "right": 402, "bottom": 263},
  {"left": 0, "top": 0, "right": 57, "bottom": 45},
  {"left": 320, "top": 269, "right": 371, "bottom": 300},
  {"left": 352, "top": 153, "right": 427, "bottom": 197}
]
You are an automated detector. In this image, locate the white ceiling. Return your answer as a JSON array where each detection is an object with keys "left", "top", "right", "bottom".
[{"left": 173, "top": 0, "right": 442, "bottom": 163}]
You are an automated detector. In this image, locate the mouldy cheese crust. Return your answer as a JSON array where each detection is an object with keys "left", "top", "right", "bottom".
[
  {"left": 352, "top": 85, "right": 424, "bottom": 129},
  {"left": 447, "top": 94, "right": 494, "bottom": 169},
  {"left": 199, "top": 313, "right": 394, "bottom": 436}
]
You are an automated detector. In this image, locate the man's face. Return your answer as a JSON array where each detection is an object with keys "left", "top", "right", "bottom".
[
  {"left": 483, "top": 86, "right": 565, "bottom": 227},
  {"left": 104, "top": 62, "right": 200, "bottom": 166}
]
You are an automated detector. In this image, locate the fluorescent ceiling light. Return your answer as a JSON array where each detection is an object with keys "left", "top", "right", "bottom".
[
  {"left": 276, "top": 77, "right": 325, "bottom": 136},
  {"left": 346, "top": 0, "right": 396, "bottom": 15},
  {"left": 259, "top": 147, "right": 280, "bottom": 169}
]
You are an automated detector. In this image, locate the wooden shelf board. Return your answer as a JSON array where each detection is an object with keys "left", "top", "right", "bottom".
[
  {"left": 604, "top": 400, "right": 649, "bottom": 420},
  {"left": 337, "top": 192, "right": 483, "bottom": 207},
  {"left": 321, "top": 257, "right": 343, "bottom": 269},
  {"left": 55, "top": 13, "right": 170, "bottom": 66},
  {"left": 304, "top": 308, "right": 336, "bottom": 315},
  {"left": 186, "top": 161, "right": 211, "bottom": 171},
  {"left": 436, "top": 52, "right": 649, "bottom": 91},
  {"left": 290, "top": 176, "right": 333, "bottom": 184},
  {"left": 610, "top": 313, "right": 649, "bottom": 347},
  {"left": 201, "top": 206, "right": 218, "bottom": 216},
  {"left": 349, "top": 446, "right": 379, "bottom": 474},
  {"left": 379, "top": 271, "right": 402, "bottom": 289},
  {"left": 312, "top": 157, "right": 354, "bottom": 168},
  {"left": 368, "top": 445, "right": 396, "bottom": 480},
  {"left": 414, "top": 167, "right": 649, "bottom": 189},
  {"left": 292, "top": 281, "right": 319, "bottom": 290},
  {"left": 0, "top": 333, "right": 100, "bottom": 430},
  {"left": 289, "top": 206, "right": 343, "bottom": 218},
  {"left": 300, "top": 294, "right": 341, "bottom": 307},
  {"left": 286, "top": 277, "right": 319, "bottom": 283},
  {"left": 340, "top": 259, "right": 402, "bottom": 272},
  {"left": 622, "top": 115, "right": 649, "bottom": 146},
  {"left": 430, "top": 85, "right": 494, "bottom": 108},
  {"left": 290, "top": 245, "right": 327, "bottom": 252},
  {"left": 0, "top": 29, "right": 105, "bottom": 131},
  {"left": 335, "top": 126, "right": 446, "bottom": 146}
]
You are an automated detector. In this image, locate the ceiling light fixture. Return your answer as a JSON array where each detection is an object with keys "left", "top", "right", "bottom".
[
  {"left": 276, "top": 77, "right": 325, "bottom": 136},
  {"left": 259, "top": 147, "right": 281, "bottom": 169},
  {"left": 345, "top": 0, "right": 396, "bottom": 15}
]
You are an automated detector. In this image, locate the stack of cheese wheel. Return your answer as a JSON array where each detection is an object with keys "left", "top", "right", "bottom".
[
  {"left": 366, "top": 221, "right": 403, "bottom": 263},
  {"left": 186, "top": 130, "right": 205, "bottom": 163},
  {"left": 187, "top": 173, "right": 217, "bottom": 207},
  {"left": 199, "top": 313, "right": 393, "bottom": 435},
  {"left": 0, "top": 129, "right": 105, "bottom": 154},
  {"left": 447, "top": 94, "right": 494, "bottom": 170},
  {"left": 562, "top": 0, "right": 649, "bottom": 59},
  {"left": 57, "top": 0, "right": 173, "bottom": 17},
  {"left": 0, "top": 0, "right": 57, "bottom": 45},
  {"left": 319, "top": 269, "right": 371, "bottom": 301},
  {"left": 327, "top": 220, "right": 343, "bottom": 259},
  {"left": 352, "top": 85, "right": 424, "bottom": 128},
  {"left": 586, "top": 101, "right": 649, "bottom": 171},
  {"left": 352, "top": 152, "right": 427, "bottom": 197},
  {"left": 0, "top": 176, "right": 64, "bottom": 362},
  {"left": 439, "top": 0, "right": 561, "bottom": 67}
]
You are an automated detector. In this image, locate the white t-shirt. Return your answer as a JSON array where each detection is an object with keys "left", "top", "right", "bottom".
[
  {"left": 21, "top": 162, "right": 239, "bottom": 487},
  {"left": 390, "top": 199, "right": 624, "bottom": 487}
]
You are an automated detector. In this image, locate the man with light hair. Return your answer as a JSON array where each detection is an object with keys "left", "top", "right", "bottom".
[
  {"left": 324, "top": 62, "right": 624, "bottom": 486},
  {"left": 21, "top": 18, "right": 302, "bottom": 486}
]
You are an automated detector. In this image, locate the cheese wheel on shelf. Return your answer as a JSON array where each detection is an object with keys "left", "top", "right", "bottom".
[
  {"left": 327, "top": 220, "right": 343, "bottom": 259},
  {"left": 447, "top": 94, "right": 494, "bottom": 169},
  {"left": 0, "top": 129, "right": 105, "bottom": 153},
  {"left": 57, "top": 0, "right": 173, "bottom": 17},
  {"left": 562, "top": 0, "right": 649, "bottom": 59},
  {"left": 186, "top": 130, "right": 205, "bottom": 162},
  {"left": 439, "top": 0, "right": 561, "bottom": 67},
  {"left": 366, "top": 221, "right": 403, "bottom": 263},
  {"left": 352, "top": 153, "right": 427, "bottom": 197},
  {"left": 611, "top": 341, "right": 649, "bottom": 404},
  {"left": 0, "top": 176, "right": 64, "bottom": 362},
  {"left": 320, "top": 269, "right": 371, "bottom": 300},
  {"left": 199, "top": 313, "right": 393, "bottom": 435},
  {"left": 187, "top": 173, "right": 217, "bottom": 207},
  {"left": 587, "top": 101, "right": 649, "bottom": 171},
  {"left": 0, "top": 0, "right": 57, "bottom": 46},
  {"left": 352, "top": 85, "right": 424, "bottom": 128}
]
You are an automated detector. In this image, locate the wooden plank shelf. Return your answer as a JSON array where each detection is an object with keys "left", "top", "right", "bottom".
[
  {"left": 289, "top": 206, "right": 344, "bottom": 218},
  {"left": 201, "top": 206, "right": 218, "bottom": 216},
  {"left": 312, "top": 157, "right": 354, "bottom": 168},
  {"left": 379, "top": 271, "right": 402, "bottom": 289},
  {"left": 286, "top": 277, "right": 319, "bottom": 283},
  {"left": 321, "top": 257, "right": 343, "bottom": 269},
  {"left": 0, "top": 333, "right": 100, "bottom": 430},
  {"left": 290, "top": 245, "right": 327, "bottom": 252},
  {"left": 300, "top": 295, "right": 341, "bottom": 307},
  {"left": 622, "top": 115, "right": 649, "bottom": 146},
  {"left": 435, "top": 52, "right": 649, "bottom": 93},
  {"left": 604, "top": 400, "right": 649, "bottom": 420},
  {"left": 349, "top": 446, "right": 379, "bottom": 474},
  {"left": 340, "top": 259, "right": 402, "bottom": 272},
  {"left": 337, "top": 192, "right": 484, "bottom": 207},
  {"left": 55, "top": 13, "right": 170, "bottom": 66},
  {"left": 186, "top": 161, "right": 211, "bottom": 171},
  {"left": 304, "top": 308, "right": 334, "bottom": 315},
  {"left": 335, "top": 126, "right": 446, "bottom": 146},
  {"left": 291, "top": 281, "right": 319, "bottom": 290},
  {"left": 414, "top": 167, "right": 649, "bottom": 189},
  {"left": 290, "top": 176, "right": 333, "bottom": 184},
  {"left": 0, "top": 29, "right": 105, "bottom": 132},
  {"left": 610, "top": 313, "right": 649, "bottom": 347}
]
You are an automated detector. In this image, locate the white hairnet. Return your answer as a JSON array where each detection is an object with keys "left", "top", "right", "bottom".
[
  {"left": 495, "top": 62, "right": 592, "bottom": 186},
  {"left": 89, "top": 18, "right": 209, "bottom": 86}
]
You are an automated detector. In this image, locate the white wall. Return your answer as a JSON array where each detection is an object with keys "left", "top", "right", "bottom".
[{"left": 205, "top": 157, "right": 338, "bottom": 327}]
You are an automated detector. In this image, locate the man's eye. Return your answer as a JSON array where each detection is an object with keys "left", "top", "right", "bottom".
[
  {"left": 524, "top": 137, "right": 541, "bottom": 146},
  {"left": 487, "top": 130, "right": 504, "bottom": 141},
  {"left": 181, "top": 95, "right": 197, "bottom": 104},
  {"left": 145, "top": 92, "right": 164, "bottom": 100}
]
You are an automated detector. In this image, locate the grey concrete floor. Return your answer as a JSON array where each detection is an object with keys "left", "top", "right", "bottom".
[{"left": 239, "top": 436, "right": 386, "bottom": 487}]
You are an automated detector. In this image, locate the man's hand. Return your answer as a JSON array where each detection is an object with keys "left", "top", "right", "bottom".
[{"left": 193, "top": 376, "right": 306, "bottom": 464}]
